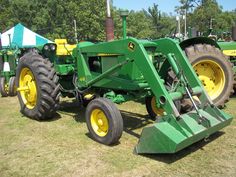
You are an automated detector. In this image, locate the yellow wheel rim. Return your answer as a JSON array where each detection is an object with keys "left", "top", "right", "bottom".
[
  {"left": 4, "top": 83, "right": 9, "bottom": 94},
  {"left": 18, "top": 68, "right": 37, "bottom": 109},
  {"left": 151, "top": 97, "right": 164, "bottom": 116},
  {"left": 90, "top": 109, "right": 109, "bottom": 137},
  {"left": 193, "top": 60, "right": 225, "bottom": 100}
]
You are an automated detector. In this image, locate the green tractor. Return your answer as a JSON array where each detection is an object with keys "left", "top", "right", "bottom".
[
  {"left": 0, "top": 38, "right": 19, "bottom": 97},
  {"left": 217, "top": 27, "right": 236, "bottom": 75},
  {"left": 15, "top": 11, "right": 233, "bottom": 154},
  {"left": 219, "top": 41, "right": 236, "bottom": 73},
  {"left": 0, "top": 24, "right": 53, "bottom": 97}
]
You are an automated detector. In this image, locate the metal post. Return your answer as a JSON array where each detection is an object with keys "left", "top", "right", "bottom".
[
  {"left": 0, "top": 33, "right": 2, "bottom": 50},
  {"left": 8, "top": 34, "right": 11, "bottom": 48},
  {"left": 176, "top": 16, "right": 181, "bottom": 35},
  {"left": 210, "top": 18, "right": 213, "bottom": 30},
  {"left": 0, "top": 33, "right": 3, "bottom": 74},
  {"left": 184, "top": 0, "right": 188, "bottom": 39},
  {"left": 74, "top": 20, "right": 78, "bottom": 43},
  {"left": 184, "top": 9, "right": 187, "bottom": 39},
  {"left": 106, "top": 0, "right": 111, "bottom": 17},
  {"left": 209, "top": 18, "right": 215, "bottom": 35}
]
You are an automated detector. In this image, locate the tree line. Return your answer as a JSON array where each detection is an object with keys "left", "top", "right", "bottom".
[{"left": 0, "top": 0, "right": 235, "bottom": 43}]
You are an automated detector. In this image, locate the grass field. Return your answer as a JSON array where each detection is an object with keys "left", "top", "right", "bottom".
[{"left": 0, "top": 96, "right": 236, "bottom": 177}]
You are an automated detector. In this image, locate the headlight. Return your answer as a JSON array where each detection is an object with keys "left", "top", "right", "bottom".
[
  {"left": 44, "top": 45, "right": 49, "bottom": 50},
  {"left": 50, "top": 44, "right": 56, "bottom": 51}
]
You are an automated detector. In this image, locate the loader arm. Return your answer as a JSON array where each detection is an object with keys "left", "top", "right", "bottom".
[
  {"left": 153, "top": 38, "right": 213, "bottom": 107},
  {"left": 76, "top": 38, "right": 183, "bottom": 117}
]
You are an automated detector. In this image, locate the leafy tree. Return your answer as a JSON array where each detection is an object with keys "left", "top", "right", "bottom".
[
  {"left": 176, "top": 0, "right": 236, "bottom": 36},
  {"left": 1, "top": 0, "right": 235, "bottom": 42},
  {"left": 146, "top": 4, "right": 161, "bottom": 34},
  {"left": 126, "top": 10, "right": 153, "bottom": 39},
  {"left": 191, "top": 0, "right": 222, "bottom": 32},
  {"left": 0, "top": 0, "right": 107, "bottom": 42},
  {"left": 144, "top": 4, "right": 176, "bottom": 38}
]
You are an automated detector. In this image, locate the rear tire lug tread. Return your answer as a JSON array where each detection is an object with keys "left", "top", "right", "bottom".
[
  {"left": 16, "top": 52, "right": 60, "bottom": 120},
  {"left": 185, "top": 44, "right": 234, "bottom": 108}
]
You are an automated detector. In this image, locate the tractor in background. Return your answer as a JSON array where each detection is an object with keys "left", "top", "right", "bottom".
[
  {"left": 0, "top": 24, "right": 53, "bottom": 97},
  {"left": 0, "top": 37, "right": 76, "bottom": 97},
  {"left": 217, "top": 27, "right": 236, "bottom": 76},
  {"left": 15, "top": 10, "right": 233, "bottom": 154},
  {"left": 172, "top": 24, "right": 236, "bottom": 108},
  {"left": 0, "top": 34, "right": 19, "bottom": 97},
  {"left": 178, "top": 36, "right": 234, "bottom": 108},
  {"left": 0, "top": 40, "right": 39, "bottom": 97}
]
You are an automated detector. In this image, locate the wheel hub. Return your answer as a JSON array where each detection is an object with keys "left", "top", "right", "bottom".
[
  {"left": 4, "top": 83, "right": 9, "bottom": 93},
  {"left": 18, "top": 68, "right": 37, "bottom": 109},
  {"left": 91, "top": 109, "right": 109, "bottom": 137},
  {"left": 151, "top": 97, "right": 164, "bottom": 117},
  {"left": 98, "top": 118, "right": 104, "bottom": 126},
  {"left": 193, "top": 60, "right": 225, "bottom": 100}
]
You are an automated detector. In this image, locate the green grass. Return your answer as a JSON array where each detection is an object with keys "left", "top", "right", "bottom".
[{"left": 0, "top": 97, "right": 236, "bottom": 177}]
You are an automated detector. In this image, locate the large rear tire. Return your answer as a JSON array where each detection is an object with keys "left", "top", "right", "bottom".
[
  {"left": 185, "top": 44, "right": 234, "bottom": 108},
  {"left": 16, "top": 52, "right": 60, "bottom": 120},
  {"left": 0, "top": 77, "right": 8, "bottom": 97},
  {"left": 85, "top": 98, "right": 123, "bottom": 145}
]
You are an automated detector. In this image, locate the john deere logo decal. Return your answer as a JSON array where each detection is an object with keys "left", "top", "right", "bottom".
[{"left": 128, "top": 42, "right": 135, "bottom": 51}]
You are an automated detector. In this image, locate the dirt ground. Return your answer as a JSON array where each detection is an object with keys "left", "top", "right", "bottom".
[{"left": 0, "top": 96, "right": 236, "bottom": 177}]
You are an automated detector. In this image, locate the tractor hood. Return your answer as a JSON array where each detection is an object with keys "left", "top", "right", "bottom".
[{"left": 217, "top": 41, "right": 236, "bottom": 50}]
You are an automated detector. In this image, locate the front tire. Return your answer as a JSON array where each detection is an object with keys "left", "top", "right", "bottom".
[
  {"left": 185, "top": 44, "right": 234, "bottom": 108},
  {"left": 0, "top": 77, "right": 8, "bottom": 97},
  {"left": 9, "top": 76, "right": 17, "bottom": 96},
  {"left": 85, "top": 98, "right": 123, "bottom": 145},
  {"left": 16, "top": 52, "right": 60, "bottom": 120},
  {"left": 146, "top": 96, "right": 181, "bottom": 120},
  {"left": 145, "top": 97, "right": 164, "bottom": 121}
]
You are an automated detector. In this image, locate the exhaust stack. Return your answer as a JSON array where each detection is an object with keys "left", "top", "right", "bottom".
[
  {"left": 120, "top": 10, "right": 129, "bottom": 39},
  {"left": 105, "top": 0, "right": 114, "bottom": 41}
]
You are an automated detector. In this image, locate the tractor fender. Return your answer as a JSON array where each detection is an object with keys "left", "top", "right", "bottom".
[{"left": 179, "top": 37, "right": 220, "bottom": 50}]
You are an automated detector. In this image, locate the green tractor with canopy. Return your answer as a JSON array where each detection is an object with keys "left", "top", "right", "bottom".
[
  {"left": 0, "top": 24, "right": 53, "bottom": 97},
  {"left": 0, "top": 34, "right": 18, "bottom": 97}
]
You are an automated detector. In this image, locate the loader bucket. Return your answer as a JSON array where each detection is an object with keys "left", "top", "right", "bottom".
[{"left": 135, "top": 106, "right": 233, "bottom": 154}]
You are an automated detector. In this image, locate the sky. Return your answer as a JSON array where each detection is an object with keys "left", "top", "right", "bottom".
[{"left": 113, "top": 0, "right": 236, "bottom": 14}]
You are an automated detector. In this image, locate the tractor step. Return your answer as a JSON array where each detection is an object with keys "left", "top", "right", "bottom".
[{"left": 135, "top": 107, "right": 233, "bottom": 154}]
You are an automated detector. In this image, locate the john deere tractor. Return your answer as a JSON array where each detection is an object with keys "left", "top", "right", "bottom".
[
  {"left": 217, "top": 27, "right": 236, "bottom": 82},
  {"left": 0, "top": 44, "right": 19, "bottom": 97},
  {"left": 0, "top": 33, "right": 33, "bottom": 97},
  {"left": 15, "top": 11, "right": 233, "bottom": 154}
]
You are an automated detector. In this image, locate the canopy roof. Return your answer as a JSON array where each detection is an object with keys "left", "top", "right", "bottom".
[{"left": 0, "top": 23, "right": 52, "bottom": 48}]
